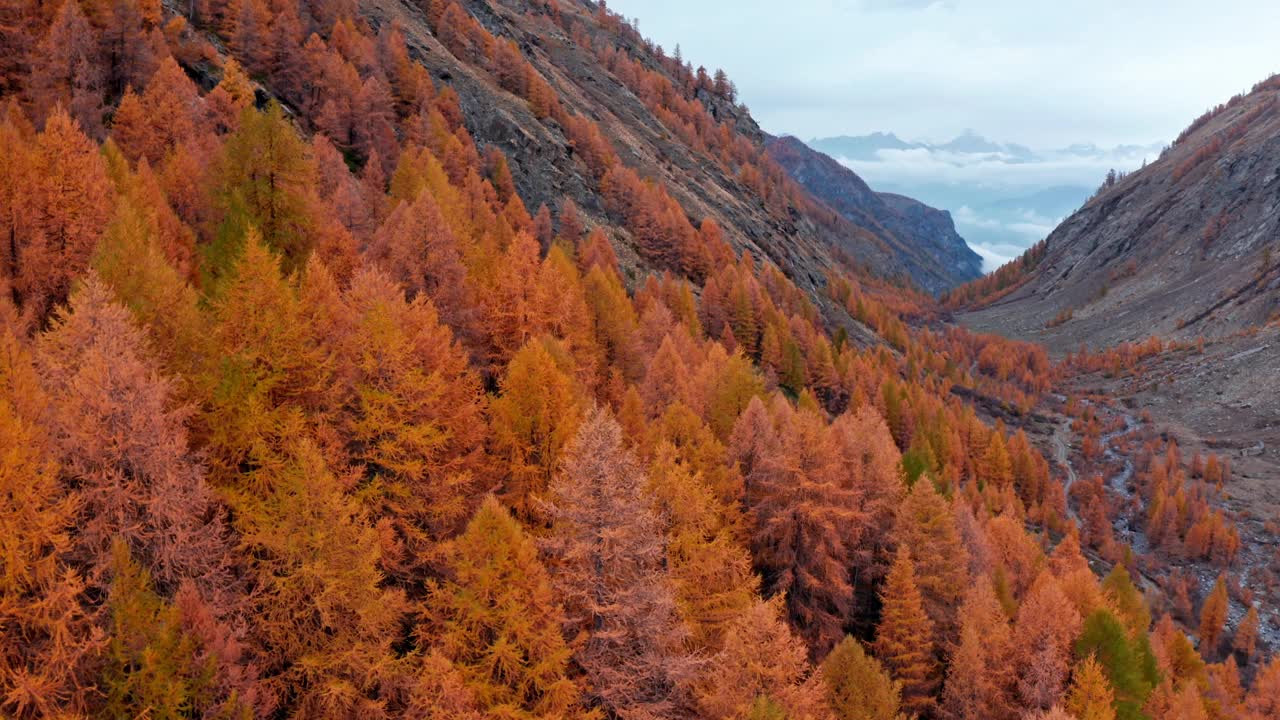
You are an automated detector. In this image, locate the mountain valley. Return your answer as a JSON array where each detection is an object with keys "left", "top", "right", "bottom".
[{"left": 0, "top": 0, "right": 1277, "bottom": 718}]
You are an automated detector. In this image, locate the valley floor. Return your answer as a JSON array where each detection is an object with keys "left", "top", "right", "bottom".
[{"left": 959, "top": 313, "right": 1280, "bottom": 661}]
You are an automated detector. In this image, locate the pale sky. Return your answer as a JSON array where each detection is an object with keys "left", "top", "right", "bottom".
[{"left": 605, "top": 0, "right": 1280, "bottom": 148}]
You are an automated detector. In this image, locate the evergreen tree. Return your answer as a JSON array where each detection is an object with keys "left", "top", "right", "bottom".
[{"left": 1074, "top": 609, "right": 1158, "bottom": 720}]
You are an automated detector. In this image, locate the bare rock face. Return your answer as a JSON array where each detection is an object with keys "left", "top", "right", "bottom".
[
  {"left": 764, "top": 136, "right": 982, "bottom": 294},
  {"left": 962, "top": 78, "right": 1280, "bottom": 350}
]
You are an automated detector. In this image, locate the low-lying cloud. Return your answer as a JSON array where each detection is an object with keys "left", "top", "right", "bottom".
[
  {"left": 815, "top": 134, "right": 1160, "bottom": 272},
  {"left": 838, "top": 144, "right": 1159, "bottom": 191}
]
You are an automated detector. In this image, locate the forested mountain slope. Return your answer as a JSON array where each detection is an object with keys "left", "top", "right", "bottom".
[
  {"left": 767, "top": 134, "right": 983, "bottom": 294},
  {"left": 1, "top": 0, "right": 1278, "bottom": 719}
]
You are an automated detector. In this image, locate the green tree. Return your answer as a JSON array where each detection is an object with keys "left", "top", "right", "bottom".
[{"left": 1074, "top": 609, "right": 1158, "bottom": 720}]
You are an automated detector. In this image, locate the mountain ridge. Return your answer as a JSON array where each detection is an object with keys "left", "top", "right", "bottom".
[
  {"left": 957, "top": 76, "right": 1280, "bottom": 349},
  {"left": 765, "top": 135, "right": 982, "bottom": 293}
]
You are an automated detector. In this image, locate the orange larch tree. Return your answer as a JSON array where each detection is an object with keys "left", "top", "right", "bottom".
[
  {"left": 1198, "top": 575, "right": 1229, "bottom": 660},
  {"left": 823, "top": 635, "right": 903, "bottom": 720},
  {"left": 36, "top": 276, "right": 229, "bottom": 594},
  {"left": 12, "top": 107, "right": 113, "bottom": 322},
  {"left": 731, "top": 395, "right": 862, "bottom": 653},
  {"left": 429, "top": 496, "right": 584, "bottom": 720},
  {"left": 0, "top": 343, "right": 95, "bottom": 719},
  {"left": 340, "top": 267, "right": 488, "bottom": 569},
  {"left": 27, "top": 0, "right": 105, "bottom": 134},
  {"left": 694, "top": 596, "right": 831, "bottom": 720},
  {"left": 893, "top": 478, "right": 969, "bottom": 650},
  {"left": 232, "top": 440, "right": 407, "bottom": 718},
  {"left": 489, "top": 336, "right": 583, "bottom": 520},
  {"left": 545, "top": 405, "right": 696, "bottom": 717},
  {"left": 1012, "top": 572, "right": 1082, "bottom": 713},
  {"left": 874, "top": 546, "right": 939, "bottom": 718}
]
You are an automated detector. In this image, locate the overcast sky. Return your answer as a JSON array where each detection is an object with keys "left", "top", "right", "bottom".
[{"left": 605, "top": 0, "right": 1280, "bottom": 148}]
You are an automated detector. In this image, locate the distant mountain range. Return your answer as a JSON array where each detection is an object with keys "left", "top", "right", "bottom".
[{"left": 808, "top": 132, "right": 1164, "bottom": 270}]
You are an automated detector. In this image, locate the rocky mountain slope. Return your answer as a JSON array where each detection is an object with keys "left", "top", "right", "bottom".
[
  {"left": 356, "top": 0, "right": 956, "bottom": 295},
  {"left": 961, "top": 77, "right": 1280, "bottom": 350},
  {"left": 765, "top": 135, "right": 982, "bottom": 293}
]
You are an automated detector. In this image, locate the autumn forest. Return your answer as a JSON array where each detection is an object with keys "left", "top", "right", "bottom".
[{"left": 0, "top": 0, "right": 1276, "bottom": 719}]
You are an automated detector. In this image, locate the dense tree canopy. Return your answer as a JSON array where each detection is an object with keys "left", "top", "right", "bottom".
[{"left": 0, "top": 1, "right": 1263, "bottom": 718}]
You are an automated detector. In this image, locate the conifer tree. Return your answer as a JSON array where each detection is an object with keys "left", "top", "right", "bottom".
[
  {"left": 1234, "top": 605, "right": 1260, "bottom": 662},
  {"left": 13, "top": 107, "right": 113, "bottom": 320},
  {"left": 829, "top": 406, "right": 904, "bottom": 593},
  {"left": 942, "top": 581, "right": 1015, "bottom": 720},
  {"left": 490, "top": 337, "right": 583, "bottom": 520},
  {"left": 213, "top": 103, "right": 317, "bottom": 275},
  {"left": 535, "top": 245, "right": 602, "bottom": 386},
  {"left": 341, "top": 268, "right": 488, "bottom": 566},
  {"left": 559, "top": 197, "right": 584, "bottom": 245},
  {"left": 893, "top": 478, "right": 969, "bottom": 649},
  {"left": 234, "top": 440, "right": 407, "bottom": 717},
  {"left": 1149, "top": 614, "right": 1204, "bottom": 689},
  {"left": 0, "top": 380, "right": 94, "bottom": 719},
  {"left": 874, "top": 546, "right": 938, "bottom": 718},
  {"left": 1199, "top": 575, "right": 1229, "bottom": 659},
  {"left": 733, "top": 396, "right": 863, "bottom": 652},
  {"left": 365, "top": 164, "right": 472, "bottom": 332},
  {"left": 823, "top": 635, "right": 904, "bottom": 720},
  {"left": 91, "top": 180, "right": 209, "bottom": 382},
  {"left": 646, "top": 442, "right": 757, "bottom": 652},
  {"left": 1101, "top": 566, "right": 1150, "bottom": 641},
  {"left": 696, "top": 597, "right": 831, "bottom": 720},
  {"left": 111, "top": 57, "right": 201, "bottom": 165},
  {"left": 28, "top": 0, "right": 104, "bottom": 133},
  {"left": 1246, "top": 655, "right": 1280, "bottom": 719},
  {"left": 102, "top": 540, "right": 235, "bottom": 719},
  {"left": 546, "top": 405, "right": 695, "bottom": 718},
  {"left": 1066, "top": 654, "right": 1117, "bottom": 720},
  {"left": 37, "top": 275, "right": 228, "bottom": 593},
  {"left": 1074, "top": 609, "right": 1158, "bottom": 720},
  {"left": 430, "top": 496, "right": 583, "bottom": 719},
  {"left": 200, "top": 230, "right": 328, "bottom": 484},
  {"left": 1013, "top": 572, "right": 1081, "bottom": 713}
]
